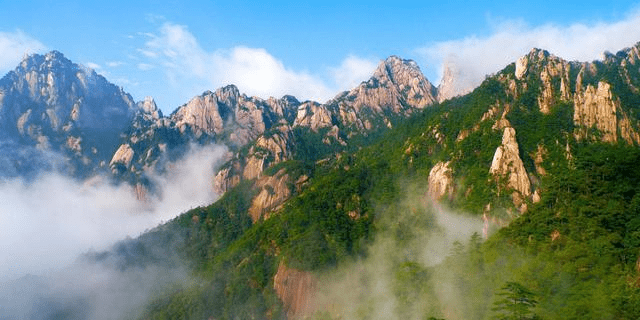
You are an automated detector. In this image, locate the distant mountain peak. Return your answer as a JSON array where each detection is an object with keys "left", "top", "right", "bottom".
[
  {"left": 437, "top": 60, "right": 474, "bottom": 102},
  {"left": 17, "top": 50, "right": 75, "bottom": 73}
]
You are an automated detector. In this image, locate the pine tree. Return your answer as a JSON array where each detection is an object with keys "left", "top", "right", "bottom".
[{"left": 491, "top": 281, "right": 540, "bottom": 320}]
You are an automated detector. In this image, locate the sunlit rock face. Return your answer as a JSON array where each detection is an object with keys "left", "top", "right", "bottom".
[
  {"left": 214, "top": 56, "right": 443, "bottom": 196},
  {"left": 490, "top": 127, "right": 531, "bottom": 211},
  {"left": 273, "top": 261, "right": 316, "bottom": 319},
  {"left": 510, "top": 47, "right": 640, "bottom": 145},
  {"left": 428, "top": 161, "right": 453, "bottom": 201},
  {"left": 341, "top": 55, "right": 437, "bottom": 115}
]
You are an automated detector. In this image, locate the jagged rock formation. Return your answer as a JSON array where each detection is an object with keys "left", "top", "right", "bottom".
[
  {"left": 110, "top": 144, "right": 135, "bottom": 168},
  {"left": 440, "top": 43, "right": 640, "bottom": 216},
  {"left": 293, "top": 101, "right": 333, "bottom": 131},
  {"left": 489, "top": 127, "right": 532, "bottom": 211},
  {"left": 511, "top": 47, "right": 640, "bottom": 145},
  {"left": 347, "top": 55, "right": 437, "bottom": 113},
  {"left": 213, "top": 56, "right": 441, "bottom": 196},
  {"left": 111, "top": 86, "right": 300, "bottom": 185}
]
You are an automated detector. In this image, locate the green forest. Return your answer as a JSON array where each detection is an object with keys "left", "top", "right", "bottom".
[{"left": 83, "top": 46, "right": 640, "bottom": 320}]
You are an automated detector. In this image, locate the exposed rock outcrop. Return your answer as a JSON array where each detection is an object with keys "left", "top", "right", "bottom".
[
  {"left": 247, "top": 169, "right": 291, "bottom": 222},
  {"left": 212, "top": 167, "right": 237, "bottom": 194},
  {"left": 213, "top": 55, "right": 442, "bottom": 199},
  {"left": 293, "top": 101, "right": 332, "bottom": 131},
  {"left": 273, "top": 262, "right": 316, "bottom": 319},
  {"left": 428, "top": 161, "right": 453, "bottom": 200},
  {"left": 171, "top": 91, "right": 228, "bottom": 137},
  {"left": 511, "top": 47, "right": 640, "bottom": 146},
  {"left": 346, "top": 56, "right": 437, "bottom": 114},
  {"left": 573, "top": 81, "right": 618, "bottom": 142},
  {"left": 110, "top": 144, "right": 134, "bottom": 169},
  {"left": 515, "top": 55, "right": 528, "bottom": 80},
  {"left": 490, "top": 127, "right": 531, "bottom": 211}
]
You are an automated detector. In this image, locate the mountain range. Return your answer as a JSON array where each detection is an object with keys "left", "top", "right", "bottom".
[
  {"left": 0, "top": 52, "right": 450, "bottom": 190},
  {"left": 3, "top": 41, "right": 640, "bottom": 319}
]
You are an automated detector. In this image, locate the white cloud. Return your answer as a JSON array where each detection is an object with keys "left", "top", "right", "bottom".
[
  {"left": 330, "top": 55, "right": 378, "bottom": 90},
  {"left": 106, "top": 61, "right": 124, "bottom": 68},
  {"left": 0, "top": 30, "right": 46, "bottom": 75},
  {"left": 140, "top": 22, "right": 346, "bottom": 103},
  {"left": 418, "top": 12, "right": 640, "bottom": 94},
  {"left": 86, "top": 62, "right": 102, "bottom": 70}
]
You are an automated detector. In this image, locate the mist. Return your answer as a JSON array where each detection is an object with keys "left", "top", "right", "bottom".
[
  {"left": 309, "top": 183, "right": 489, "bottom": 319},
  {"left": 0, "top": 143, "right": 227, "bottom": 281},
  {"left": 0, "top": 143, "right": 227, "bottom": 318}
]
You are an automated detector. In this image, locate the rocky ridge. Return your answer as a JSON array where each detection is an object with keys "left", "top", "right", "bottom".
[
  {"left": 108, "top": 85, "right": 301, "bottom": 185},
  {"left": 513, "top": 47, "right": 640, "bottom": 144},
  {"left": 427, "top": 42, "right": 640, "bottom": 214},
  {"left": 212, "top": 56, "right": 442, "bottom": 210}
]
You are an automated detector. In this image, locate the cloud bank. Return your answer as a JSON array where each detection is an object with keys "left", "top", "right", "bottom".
[
  {"left": 0, "top": 144, "right": 227, "bottom": 282},
  {"left": 418, "top": 12, "right": 640, "bottom": 94}
]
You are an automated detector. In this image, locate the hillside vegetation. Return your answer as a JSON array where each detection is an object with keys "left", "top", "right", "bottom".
[{"left": 89, "top": 43, "right": 640, "bottom": 319}]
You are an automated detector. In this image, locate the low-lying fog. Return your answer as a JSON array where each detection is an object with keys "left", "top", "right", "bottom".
[{"left": 0, "top": 144, "right": 227, "bottom": 319}]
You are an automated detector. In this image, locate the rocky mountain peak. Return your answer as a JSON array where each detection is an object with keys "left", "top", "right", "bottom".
[
  {"left": 2, "top": 51, "right": 136, "bottom": 131},
  {"left": 137, "top": 96, "right": 162, "bottom": 120},
  {"left": 372, "top": 55, "right": 424, "bottom": 85},
  {"left": 0, "top": 51, "right": 139, "bottom": 178},
  {"left": 214, "top": 84, "right": 241, "bottom": 103},
  {"left": 336, "top": 55, "right": 437, "bottom": 115},
  {"left": 19, "top": 50, "right": 72, "bottom": 72}
]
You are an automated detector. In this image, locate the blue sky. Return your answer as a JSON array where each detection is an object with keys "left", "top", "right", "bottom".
[{"left": 2, "top": 1, "right": 640, "bottom": 114}]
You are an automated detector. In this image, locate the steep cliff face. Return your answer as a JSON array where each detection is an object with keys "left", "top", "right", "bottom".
[
  {"left": 489, "top": 127, "right": 532, "bottom": 211},
  {"left": 428, "top": 161, "right": 453, "bottom": 200},
  {"left": 273, "top": 262, "right": 316, "bottom": 319},
  {"left": 332, "top": 56, "right": 437, "bottom": 119},
  {"left": 247, "top": 169, "right": 291, "bottom": 222},
  {"left": 433, "top": 43, "right": 640, "bottom": 217},
  {"left": 169, "top": 85, "right": 283, "bottom": 145},
  {"left": 293, "top": 101, "right": 333, "bottom": 131},
  {"left": 510, "top": 46, "right": 640, "bottom": 145}
]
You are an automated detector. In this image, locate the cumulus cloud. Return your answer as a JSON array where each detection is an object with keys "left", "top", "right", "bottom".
[
  {"left": 418, "top": 12, "right": 640, "bottom": 94},
  {"left": 0, "top": 144, "right": 227, "bottom": 282},
  {"left": 330, "top": 55, "right": 378, "bottom": 90},
  {"left": 0, "top": 30, "right": 46, "bottom": 75},
  {"left": 139, "top": 22, "right": 377, "bottom": 106}
]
